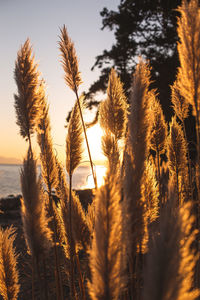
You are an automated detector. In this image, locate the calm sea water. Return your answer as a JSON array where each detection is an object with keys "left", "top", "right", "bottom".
[{"left": 0, "top": 164, "right": 103, "bottom": 198}]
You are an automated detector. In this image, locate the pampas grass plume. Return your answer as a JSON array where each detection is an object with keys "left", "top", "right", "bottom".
[
  {"left": 0, "top": 226, "right": 20, "bottom": 300},
  {"left": 143, "top": 200, "right": 199, "bottom": 300},
  {"left": 177, "top": 0, "right": 200, "bottom": 116},
  {"left": 66, "top": 97, "right": 84, "bottom": 175},
  {"left": 99, "top": 68, "right": 127, "bottom": 140},
  {"left": 14, "top": 39, "right": 40, "bottom": 141},
  {"left": 20, "top": 149, "right": 52, "bottom": 261},
  {"left": 167, "top": 117, "right": 188, "bottom": 178},
  {"left": 37, "top": 81, "right": 57, "bottom": 190},
  {"left": 59, "top": 25, "right": 82, "bottom": 93},
  {"left": 171, "top": 74, "right": 189, "bottom": 122},
  {"left": 150, "top": 96, "right": 167, "bottom": 154},
  {"left": 123, "top": 60, "right": 151, "bottom": 258},
  {"left": 88, "top": 175, "right": 123, "bottom": 300}
]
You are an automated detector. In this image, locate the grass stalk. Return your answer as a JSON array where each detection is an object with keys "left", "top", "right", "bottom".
[
  {"left": 69, "top": 172, "right": 76, "bottom": 299},
  {"left": 75, "top": 253, "right": 86, "bottom": 300},
  {"left": 74, "top": 88, "right": 97, "bottom": 189},
  {"left": 48, "top": 193, "right": 64, "bottom": 300}
]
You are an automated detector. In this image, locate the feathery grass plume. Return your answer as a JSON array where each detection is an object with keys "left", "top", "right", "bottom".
[
  {"left": 123, "top": 60, "right": 152, "bottom": 298},
  {"left": 66, "top": 96, "right": 85, "bottom": 299},
  {"left": 88, "top": 175, "right": 123, "bottom": 300},
  {"left": 101, "top": 131, "right": 120, "bottom": 175},
  {"left": 167, "top": 116, "right": 189, "bottom": 205},
  {"left": 54, "top": 202, "right": 70, "bottom": 258},
  {"left": 171, "top": 74, "right": 189, "bottom": 122},
  {"left": 99, "top": 68, "right": 127, "bottom": 140},
  {"left": 177, "top": 0, "right": 200, "bottom": 118},
  {"left": 55, "top": 159, "right": 69, "bottom": 202},
  {"left": 142, "top": 160, "right": 159, "bottom": 225},
  {"left": 86, "top": 199, "right": 96, "bottom": 236},
  {"left": 59, "top": 190, "right": 89, "bottom": 300},
  {"left": 66, "top": 97, "right": 84, "bottom": 176},
  {"left": 143, "top": 200, "right": 199, "bottom": 300},
  {"left": 14, "top": 39, "right": 40, "bottom": 146},
  {"left": 149, "top": 95, "right": 168, "bottom": 203},
  {"left": 20, "top": 149, "right": 52, "bottom": 262},
  {"left": 37, "top": 81, "right": 57, "bottom": 190},
  {"left": 59, "top": 25, "right": 82, "bottom": 93},
  {"left": 177, "top": 0, "right": 200, "bottom": 180},
  {"left": 59, "top": 25, "right": 97, "bottom": 189},
  {"left": 171, "top": 74, "right": 193, "bottom": 198},
  {"left": 36, "top": 85, "right": 64, "bottom": 300},
  {"left": 149, "top": 95, "right": 167, "bottom": 155},
  {"left": 128, "top": 60, "right": 151, "bottom": 173},
  {"left": 0, "top": 226, "right": 20, "bottom": 300},
  {"left": 59, "top": 190, "right": 91, "bottom": 253},
  {"left": 123, "top": 60, "right": 151, "bottom": 257},
  {"left": 141, "top": 159, "right": 159, "bottom": 253}
]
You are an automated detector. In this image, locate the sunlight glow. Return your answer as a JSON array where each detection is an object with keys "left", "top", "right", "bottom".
[
  {"left": 85, "top": 165, "right": 107, "bottom": 189},
  {"left": 84, "top": 123, "right": 106, "bottom": 165}
]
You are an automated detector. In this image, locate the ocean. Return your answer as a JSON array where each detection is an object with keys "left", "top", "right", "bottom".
[{"left": 0, "top": 164, "right": 106, "bottom": 198}]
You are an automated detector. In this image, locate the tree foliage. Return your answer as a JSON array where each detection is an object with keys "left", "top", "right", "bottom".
[{"left": 87, "top": 0, "right": 182, "bottom": 120}]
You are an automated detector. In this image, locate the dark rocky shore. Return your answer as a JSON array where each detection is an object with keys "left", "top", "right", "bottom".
[{"left": 0, "top": 189, "right": 94, "bottom": 299}]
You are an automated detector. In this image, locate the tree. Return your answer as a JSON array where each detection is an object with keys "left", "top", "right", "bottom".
[{"left": 86, "top": 0, "right": 182, "bottom": 121}]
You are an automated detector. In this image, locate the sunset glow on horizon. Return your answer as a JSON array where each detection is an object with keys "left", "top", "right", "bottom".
[{"left": 0, "top": 0, "right": 119, "bottom": 164}]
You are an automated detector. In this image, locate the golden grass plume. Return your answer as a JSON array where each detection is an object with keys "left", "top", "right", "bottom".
[
  {"left": 171, "top": 74, "right": 189, "bottom": 122},
  {"left": 149, "top": 95, "right": 167, "bottom": 155},
  {"left": 177, "top": 0, "right": 200, "bottom": 117},
  {"left": 88, "top": 175, "right": 123, "bottom": 300},
  {"left": 0, "top": 226, "right": 20, "bottom": 300},
  {"left": 14, "top": 39, "right": 40, "bottom": 142},
  {"left": 99, "top": 68, "right": 127, "bottom": 140},
  {"left": 66, "top": 97, "right": 84, "bottom": 176},
  {"left": 20, "top": 149, "right": 52, "bottom": 262},
  {"left": 37, "top": 80, "right": 57, "bottom": 190},
  {"left": 143, "top": 200, "right": 199, "bottom": 300},
  {"left": 59, "top": 25, "right": 82, "bottom": 93}
]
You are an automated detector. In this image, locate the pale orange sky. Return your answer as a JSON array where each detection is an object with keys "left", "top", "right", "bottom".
[{"left": 0, "top": 0, "right": 119, "bottom": 165}]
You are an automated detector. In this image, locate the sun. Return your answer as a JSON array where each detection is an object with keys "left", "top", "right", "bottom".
[
  {"left": 85, "top": 165, "right": 107, "bottom": 189},
  {"left": 83, "top": 123, "right": 106, "bottom": 165}
]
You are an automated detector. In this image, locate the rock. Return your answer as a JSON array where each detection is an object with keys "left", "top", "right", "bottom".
[{"left": 0, "top": 195, "right": 22, "bottom": 212}]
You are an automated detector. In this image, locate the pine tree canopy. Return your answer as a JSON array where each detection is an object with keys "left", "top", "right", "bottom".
[{"left": 86, "top": 0, "right": 182, "bottom": 121}]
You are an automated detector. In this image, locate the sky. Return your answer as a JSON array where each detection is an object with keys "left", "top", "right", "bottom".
[{"left": 0, "top": 0, "right": 119, "bottom": 165}]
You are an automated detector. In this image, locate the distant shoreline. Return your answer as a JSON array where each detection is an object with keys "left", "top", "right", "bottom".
[{"left": 0, "top": 163, "right": 22, "bottom": 167}]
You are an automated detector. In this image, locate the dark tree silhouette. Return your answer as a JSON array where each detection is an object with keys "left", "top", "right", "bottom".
[{"left": 86, "top": 0, "right": 182, "bottom": 121}]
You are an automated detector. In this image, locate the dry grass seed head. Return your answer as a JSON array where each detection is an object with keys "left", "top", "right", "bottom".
[
  {"left": 171, "top": 73, "right": 189, "bottom": 121},
  {"left": 20, "top": 150, "right": 52, "bottom": 261},
  {"left": 101, "top": 131, "right": 120, "bottom": 175},
  {"left": 143, "top": 200, "right": 199, "bottom": 300},
  {"left": 99, "top": 68, "right": 127, "bottom": 140},
  {"left": 167, "top": 116, "right": 188, "bottom": 176},
  {"left": 177, "top": 0, "right": 200, "bottom": 115},
  {"left": 123, "top": 60, "right": 151, "bottom": 259},
  {"left": 66, "top": 97, "right": 84, "bottom": 175},
  {"left": 59, "top": 25, "right": 82, "bottom": 93},
  {"left": 88, "top": 175, "right": 123, "bottom": 300},
  {"left": 60, "top": 190, "right": 90, "bottom": 254},
  {"left": 37, "top": 81, "right": 57, "bottom": 189},
  {"left": 14, "top": 39, "right": 41, "bottom": 140},
  {"left": 0, "top": 226, "right": 20, "bottom": 300},
  {"left": 149, "top": 95, "right": 168, "bottom": 154}
]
